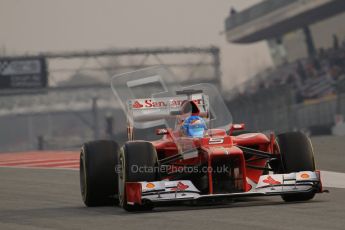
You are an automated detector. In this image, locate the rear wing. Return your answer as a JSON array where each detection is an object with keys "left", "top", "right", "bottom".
[{"left": 111, "top": 67, "right": 233, "bottom": 140}]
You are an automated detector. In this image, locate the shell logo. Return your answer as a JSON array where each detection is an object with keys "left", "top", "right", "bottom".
[
  {"left": 146, "top": 182, "right": 155, "bottom": 189},
  {"left": 300, "top": 173, "right": 310, "bottom": 179}
]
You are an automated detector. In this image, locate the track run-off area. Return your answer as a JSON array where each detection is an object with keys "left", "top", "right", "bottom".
[{"left": 0, "top": 135, "right": 344, "bottom": 230}]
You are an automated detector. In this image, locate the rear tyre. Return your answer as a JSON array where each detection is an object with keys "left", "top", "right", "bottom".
[
  {"left": 80, "top": 140, "right": 119, "bottom": 207},
  {"left": 275, "top": 132, "right": 316, "bottom": 202},
  {"left": 118, "top": 141, "right": 157, "bottom": 211}
]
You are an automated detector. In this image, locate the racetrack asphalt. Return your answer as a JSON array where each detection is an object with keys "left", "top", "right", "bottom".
[{"left": 0, "top": 135, "right": 344, "bottom": 230}]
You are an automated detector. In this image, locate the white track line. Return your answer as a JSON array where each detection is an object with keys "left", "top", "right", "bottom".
[{"left": 321, "top": 171, "right": 345, "bottom": 189}]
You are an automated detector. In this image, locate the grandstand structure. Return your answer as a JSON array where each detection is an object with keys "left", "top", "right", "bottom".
[
  {"left": 224, "top": 0, "right": 345, "bottom": 134},
  {"left": 225, "top": 0, "right": 345, "bottom": 65}
]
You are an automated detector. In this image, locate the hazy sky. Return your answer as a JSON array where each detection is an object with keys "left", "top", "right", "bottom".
[{"left": 0, "top": 0, "right": 273, "bottom": 89}]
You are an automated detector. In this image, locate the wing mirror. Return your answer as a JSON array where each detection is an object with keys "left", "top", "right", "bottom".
[{"left": 229, "top": 123, "right": 245, "bottom": 135}]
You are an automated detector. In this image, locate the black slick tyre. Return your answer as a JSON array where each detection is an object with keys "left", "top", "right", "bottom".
[
  {"left": 276, "top": 132, "right": 316, "bottom": 202},
  {"left": 118, "top": 141, "right": 157, "bottom": 211},
  {"left": 80, "top": 140, "right": 119, "bottom": 207}
]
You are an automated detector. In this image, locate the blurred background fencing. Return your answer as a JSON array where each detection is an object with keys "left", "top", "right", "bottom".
[
  {"left": 0, "top": 47, "right": 221, "bottom": 151},
  {"left": 1, "top": 0, "right": 345, "bottom": 152}
]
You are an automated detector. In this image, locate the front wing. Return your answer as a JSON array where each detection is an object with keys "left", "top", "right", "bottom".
[{"left": 125, "top": 171, "right": 322, "bottom": 206}]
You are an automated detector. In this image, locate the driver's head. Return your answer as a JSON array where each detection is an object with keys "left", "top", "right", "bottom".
[{"left": 182, "top": 116, "right": 207, "bottom": 138}]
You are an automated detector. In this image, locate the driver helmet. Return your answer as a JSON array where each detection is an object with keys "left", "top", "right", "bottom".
[{"left": 182, "top": 115, "right": 207, "bottom": 138}]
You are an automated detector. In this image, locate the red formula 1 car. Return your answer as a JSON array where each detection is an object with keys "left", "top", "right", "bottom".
[{"left": 79, "top": 67, "right": 323, "bottom": 211}]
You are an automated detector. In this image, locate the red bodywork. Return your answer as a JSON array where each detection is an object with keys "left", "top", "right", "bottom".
[{"left": 150, "top": 129, "right": 277, "bottom": 195}]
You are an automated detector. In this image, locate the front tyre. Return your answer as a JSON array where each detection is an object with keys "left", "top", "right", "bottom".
[
  {"left": 275, "top": 132, "right": 316, "bottom": 202},
  {"left": 118, "top": 141, "right": 157, "bottom": 211},
  {"left": 80, "top": 140, "right": 119, "bottom": 207}
]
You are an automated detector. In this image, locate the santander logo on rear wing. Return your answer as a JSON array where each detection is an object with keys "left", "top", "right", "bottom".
[
  {"left": 130, "top": 98, "right": 204, "bottom": 109},
  {"left": 127, "top": 95, "right": 209, "bottom": 124}
]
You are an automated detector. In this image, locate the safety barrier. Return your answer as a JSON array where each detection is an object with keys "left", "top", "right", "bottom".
[{"left": 228, "top": 87, "right": 345, "bottom": 134}]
